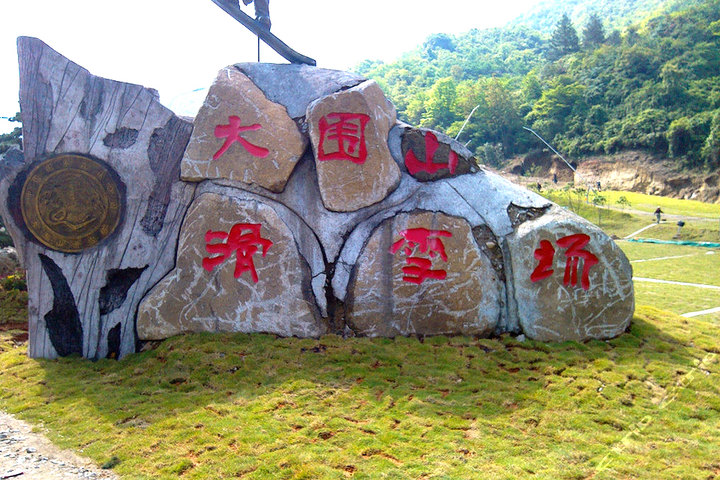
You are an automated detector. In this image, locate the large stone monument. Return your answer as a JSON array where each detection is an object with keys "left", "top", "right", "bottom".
[{"left": 0, "top": 37, "right": 634, "bottom": 359}]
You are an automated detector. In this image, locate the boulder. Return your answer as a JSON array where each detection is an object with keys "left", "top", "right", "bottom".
[
  {"left": 137, "top": 190, "right": 326, "bottom": 339},
  {"left": 307, "top": 80, "right": 401, "bottom": 212},
  {"left": 346, "top": 211, "right": 502, "bottom": 337},
  {"left": 508, "top": 206, "right": 634, "bottom": 341},
  {"left": 180, "top": 66, "right": 307, "bottom": 192}
]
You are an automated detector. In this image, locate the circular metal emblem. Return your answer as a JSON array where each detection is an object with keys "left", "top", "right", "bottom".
[{"left": 20, "top": 154, "right": 123, "bottom": 253}]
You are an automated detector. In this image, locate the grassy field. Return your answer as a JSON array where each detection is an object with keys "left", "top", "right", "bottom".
[
  {"left": 0, "top": 307, "right": 719, "bottom": 480},
  {"left": 0, "top": 191, "right": 719, "bottom": 479}
]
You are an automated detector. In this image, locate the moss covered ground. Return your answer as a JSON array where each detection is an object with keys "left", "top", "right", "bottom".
[{"left": 0, "top": 191, "right": 718, "bottom": 479}]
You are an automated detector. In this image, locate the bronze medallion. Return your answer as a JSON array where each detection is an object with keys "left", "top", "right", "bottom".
[{"left": 20, "top": 154, "right": 123, "bottom": 253}]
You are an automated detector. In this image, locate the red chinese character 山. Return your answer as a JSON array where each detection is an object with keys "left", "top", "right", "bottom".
[
  {"left": 317, "top": 113, "right": 370, "bottom": 164},
  {"left": 390, "top": 228, "right": 453, "bottom": 284},
  {"left": 405, "top": 131, "right": 458, "bottom": 175},
  {"left": 530, "top": 234, "right": 598, "bottom": 291},
  {"left": 213, "top": 115, "right": 270, "bottom": 160},
  {"left": 202, "top": 223, "right": 273, "bottom": 283}
]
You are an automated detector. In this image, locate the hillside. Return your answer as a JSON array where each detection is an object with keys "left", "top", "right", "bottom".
[{"left": 355, "top": 0, "right": 720, "bottom": 175}]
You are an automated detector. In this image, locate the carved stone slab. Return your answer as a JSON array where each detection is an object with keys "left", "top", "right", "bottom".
[
  {"left": 508, "top": 207, "right": 634, "bottom": 341},
  {"left": 399, "top": 126, "right": 478, "bottom": 181},
  {"left": 346, "top": 211, "right": 502, "bottom": 337},
  {"left": 0, "top": 37, "right": 195, "bottom": 359},
  {"left": 307, "top": 80, "right": 401, "bottom": 212},
  {"left": 137, "top": 191, "right": 326, "bottom": 339},
  {"left": 180, "top": 66, "right": 307, "bottom": 192}
]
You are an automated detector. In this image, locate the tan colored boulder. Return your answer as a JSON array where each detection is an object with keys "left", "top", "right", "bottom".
[
  {"left": 137, "top": 192, "right": 326, "bottom": 339},
  {"left": 346, "top": 211, "right": 502, "bottom": 337},
  {"left": 181, "top": 66, "right": 307, "bottom": 192},
  {"left": 509, "top": 207, "right": 634, "bottom": 342},
  {"left": 307, "top": 80, "right": 401, "bottom": 212}
]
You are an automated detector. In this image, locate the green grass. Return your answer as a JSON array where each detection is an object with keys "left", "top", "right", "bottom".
[
  {"left": 601, "top": 190, "right": 720, "bottom": 219},
  {"left": 540, "top": 188, "right": 720, "bottom": 242},
  {"left": 0, "top": 307, "right": 719, "bottom": 480},
  {"left": 1, "top": 191, "right": 719, "bottom": 479}
]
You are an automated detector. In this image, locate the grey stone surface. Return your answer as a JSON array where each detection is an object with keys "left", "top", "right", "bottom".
[
  {"left": 236, "top": 63, "right": 365, "bottom": 119},
  {"left": 508, "top": 206, "right": 634, "bottom": 341},
  {"left": 137, "top": 191, "right": 326, "bottom": 339},
  {"left": 2, "top": 37, "right": 195, "bottom": 359},
  {"left": 346, "top": 211, "right": 502, "bottom": 337}
]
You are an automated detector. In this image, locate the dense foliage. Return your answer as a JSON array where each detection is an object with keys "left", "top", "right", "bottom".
[
  {"left": 0, "top": 112, "right": 22, "bottom": 155},
  {"left": 355, "top": 0, "right": 720, "bottom": 170}
]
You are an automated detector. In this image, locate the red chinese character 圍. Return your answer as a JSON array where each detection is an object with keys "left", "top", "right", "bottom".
[
  {"left": 404, "top": 131, "right": 458, "bottom": 176},
  {"left": 213, "top": 115, "right": 270, "bottom": 160},
  {"left": 202, "top": 223, "right": 273, "bottom": 283},
  {"left": 390, "top": 228, "right": 453, "bottom": 284},
  {"left": 317, "top": 112, "right": 370, "bottom": 164},
  {"left": 529, "top": 234, "right": 598, "bottom": 291}
]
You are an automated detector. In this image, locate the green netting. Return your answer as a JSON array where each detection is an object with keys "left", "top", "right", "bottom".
[{"left": 628, "top": 238, "right": 720, "bottom": 248}]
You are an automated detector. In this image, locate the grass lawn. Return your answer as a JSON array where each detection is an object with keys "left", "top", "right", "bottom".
[
  {"left": 600, "top": 190, "right": 720, "bottom": 219},
  {"left": 1, "top": 191, "right": 719, "bottom": 479},
  {"left": 0, "top": 306, "right": 719, "bottom": 480}
]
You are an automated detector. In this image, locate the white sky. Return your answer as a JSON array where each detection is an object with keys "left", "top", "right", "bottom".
[{"left": 0, "top": 0, "right": 541, "bottom": 134}]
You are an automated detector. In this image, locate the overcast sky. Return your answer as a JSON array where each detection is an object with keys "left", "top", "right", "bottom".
[{"left": 1, "top": 0, "right": 541, "bottom": 134}]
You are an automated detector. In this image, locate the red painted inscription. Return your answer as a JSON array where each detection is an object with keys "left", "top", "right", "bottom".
[
  {"left": 213, "top": 115, "right": 270, "bottom": 160},
  {"left": 530, "top": 233, "right": 598, "bottom": 290},
  {"left": 202, "top": 223, "right": 273, "bottom": 283},
  {"left": 390, "top": 228, "right": 453, "bottom": 284},
  {"left": 317, "top": 113, "right": 370, "bottom": 163},
  {"left": 405, "top": 131, "right": 458, "bottom": 175}
]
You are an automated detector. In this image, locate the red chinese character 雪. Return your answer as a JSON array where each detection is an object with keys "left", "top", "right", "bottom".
[
  {"left": 390, "top": 228, "right": 453, "bottom": 284},
  {"left": 202, "top": 223, "right": 273, "bottom": 283},
  {"left": 404, "top": 131, "right": 458, "bottom": 176},
  {"left": 213, "top": 115, "right": 270, "bottom": 160},
  {"left": 317, "top": 112, "right": 370, "bottom": 164}
]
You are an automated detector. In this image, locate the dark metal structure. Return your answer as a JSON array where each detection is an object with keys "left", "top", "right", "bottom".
[{"left": 210, "top": 0, "right": 316, "bottom": 65}]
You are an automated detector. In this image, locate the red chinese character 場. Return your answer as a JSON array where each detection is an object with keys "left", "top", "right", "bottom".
[
  {"left": 202, "top": 223, "right": 273, "bottom": 283},
  {"left": 529, "top": 233, "right": 598, "bottom": 291}
]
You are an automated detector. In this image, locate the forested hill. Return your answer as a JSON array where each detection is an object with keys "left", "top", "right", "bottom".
[{"left": 354, "top": 0, "right": 720, "bottom": 171}]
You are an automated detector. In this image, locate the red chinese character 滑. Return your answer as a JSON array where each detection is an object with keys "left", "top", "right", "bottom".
[
  {"left": 202, "top": 223, "right": 273, "bottom": 283},
  {"left": 390, "top": 228, "right": 453, "bottom": 284},
  {"left": 404, "top": 131, "right": 458, "bottom": 176},
  {"left": 317, "top": 112, "right": 370, "bottom": 164},
  {"left": 530, "top": 239, "right": 555, "bottom": 283},
  {"left": 557, "top": 233, "right": 598, "bottom": 291},
  {"left": 213, "top": 115, "right": 270, "bottom": 160},
  {"left": 529, "top": 234, "right": 598, "bottom": 291}
]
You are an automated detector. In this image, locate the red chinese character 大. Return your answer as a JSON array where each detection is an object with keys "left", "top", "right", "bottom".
[
  {"left": 529, "top": 234, "right": 598, "bottom": 291},
  {"left": 213, "top": 115, "right": 270, "bottom": 160},
  {"left": 202, "top": 223, "right": 273, "bottom": 283},
  {"left": 405, "top": 131, "right": 458, "bottom": 176},
  {"left": 390, "top": 228, "right": 453, "bottom": 284},
  {"left": 317, "top": 112, "right": 370, "bottom": 164}
]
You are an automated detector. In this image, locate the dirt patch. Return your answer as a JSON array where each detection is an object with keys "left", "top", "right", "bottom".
[
  {"left": 500, "top": 150, "right": 720, "bottom": 204},
  {"left": 0, "top": 411, "right": 119, "bottom": 480}
]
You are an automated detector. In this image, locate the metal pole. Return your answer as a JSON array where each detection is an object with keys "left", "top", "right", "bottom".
[{"left": 455, "top": 104, "right": 481, "bottom": 142}]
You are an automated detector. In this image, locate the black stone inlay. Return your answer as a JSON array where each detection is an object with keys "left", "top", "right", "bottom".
[{"left": 39, "top": 254, "right": 83, "bottom": 356}]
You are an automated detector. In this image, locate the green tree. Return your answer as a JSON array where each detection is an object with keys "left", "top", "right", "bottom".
[
  {"left": 0, "top": 113, "right": 22, "bottom": 155},
  {"left": 547, "top": 14, "right": 580, "bottom": 60},
  {"left": 582, "top": 13, "right": 605, "bottom": 49},
  {"left": 421, "top": 77, "right": 458, "bottom": 130}
]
